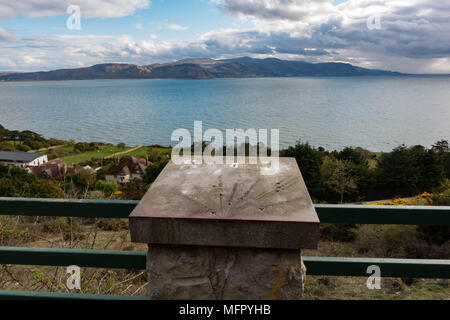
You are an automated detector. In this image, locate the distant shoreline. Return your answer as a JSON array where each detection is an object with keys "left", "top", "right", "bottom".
[{"left": 2, "top": 74, "right": 450, "bottom": 83}]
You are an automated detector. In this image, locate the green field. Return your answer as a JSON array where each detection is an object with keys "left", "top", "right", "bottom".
[
  {"left": 47, "top": 145, "right": 74, "bottom": 153},
  {"left": 60, "top": 146, "right": 131, "bottom": 164},
  {"left": 54, "top": 145, "right": 172, "bottom": 165},
  {"left": 121, "top": 146, "right": 149, "bottom": 157},
  {"left": 125, "top": 146, "right": 171, "bottom": 158}
]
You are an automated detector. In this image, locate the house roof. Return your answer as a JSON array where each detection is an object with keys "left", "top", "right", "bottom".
[
  {"left": 29, "top": 160, "right": 77, "bottom": 181},
  {"left": 0, "top": 151, "right": 45, "bottom": 163},
  {"left": 105, "top": 156, "right": 149, "bottom": 176}
]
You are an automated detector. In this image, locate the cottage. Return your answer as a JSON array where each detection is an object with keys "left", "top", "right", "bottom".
[
  {"left": 104, "top": 156, "right": 149, "bottom": 184},
  {"left": 0, "top": 151, "right": 48, "bottom": 168},
  {"left": 29, "top": 159, "right": 77, "bottom": 182}
]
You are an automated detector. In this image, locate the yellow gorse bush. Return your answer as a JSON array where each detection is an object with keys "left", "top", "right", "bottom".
[{"left": 369, "top": 190, "right": 449, "bottom": 206}]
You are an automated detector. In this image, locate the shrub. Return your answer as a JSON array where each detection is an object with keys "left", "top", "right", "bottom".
[
  {"left": 29, "top": 180, "right": 65, "bottom": 198},
  {"left": 95, "top": 180, "right": 118, "bottom": 196},
  {"left": 143, "top": 161, "right": 168, "bottom": 184},
  {"left": 23, "top": 140, "right": 45, "bottom": 150},
  {"left": 320, "top": 223, "right": 358, "bottom": 242},
  {"left": 97, "top": 218, "right": 128, "bottom": 231},
  {"left": 87, "top": 190, "right": 105, "bottom": 199},
  {"left": 74, "top": 142, "right": 92, "bottom": 152},
  {"left": 417, "top": 225, "right": 450, "bottom": 246},
  {"left": 17, "top": 144, "right": 31, "bottom": 152},
  {"left": 148, "top": 148, "right": 162, "bottom": 163},
  {"left": 41, "top": 217, "right": 84, "bottom": 241},
  {"left": 0, "top": 142, "right": 14, "bottom": 151},
  {"left": 382, "top": 225, "right": 418, "bottom": 257}
]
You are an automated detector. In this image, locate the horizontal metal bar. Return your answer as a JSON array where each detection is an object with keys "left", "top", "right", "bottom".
[
  {"left": 0, "top": 197, "right": 138, "bottom": 218},
  {"left": 314, "top": 204, "right": 450, "bottom": 226},
  {"left": 0, "top": 290, "right": 148, "bottom": 300},
  {"left": 0, "top": 247, "right": 146, "bottom": 269},
  {"left": 303, "top": 256, "right": 450, "bottom": 279},
  {"left": 1, "top": 247, "right": 449, "bottom": 279},
  {"left": 3, "top": 255, "right": 449, "bottom": 299},
  {"left": 1, "top": 197, "right": 450, "bottom": 226}
]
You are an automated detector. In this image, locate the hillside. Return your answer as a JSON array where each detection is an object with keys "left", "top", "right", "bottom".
[{"left": 0, "top": 57, "right": 403, "bottom": 81}]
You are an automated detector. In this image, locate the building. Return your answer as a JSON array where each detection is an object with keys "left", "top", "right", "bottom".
[
  {"left": 105, "top": 156, "right": 149, "bottom": 184},
  {"left": 29, "top": 159, "right": 77, "bottom": 182},
  {"left": 0, "top": 151, "right": 48, "bottom": 168}
]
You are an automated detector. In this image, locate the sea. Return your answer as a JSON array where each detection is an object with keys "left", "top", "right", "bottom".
[{"left": 1, "top": 76, "right": 449, "bottom": 152}]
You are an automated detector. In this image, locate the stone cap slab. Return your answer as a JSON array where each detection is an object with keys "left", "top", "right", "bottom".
[{"left": 129, "top": 157, "right": 319, "bottom": 249}]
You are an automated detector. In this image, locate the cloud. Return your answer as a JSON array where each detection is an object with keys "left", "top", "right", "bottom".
[
  {"left": 0, "top": 0, "right": 150, "bottom": 19},
  {"left": 164, "top": 24, "right": 189, "bottom": 31},
  {"left": 213, "top": 0, "right": 450, "bottom": 72},
  {"left": 220, "top": 0, "right": 335, "bottom": 21},
  {"left": 0, "top": 0, "right": 449, "bottom": 73},
  {"left": 0, "top": 26, "right": 15, "bottom": 41}
]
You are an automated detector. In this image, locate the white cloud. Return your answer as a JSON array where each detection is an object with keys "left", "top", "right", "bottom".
[
  {"left": 0, "top": 0, "right": 449, "bottom": 73},
  {"left": 214, "top": 0, "right": 450, "bottom": 73},
  {"left": 164, "top": 24, "right": 189, "bottom": 31},
  {"left": 0, "top": 0, "right": 150, "bottom": 19}
]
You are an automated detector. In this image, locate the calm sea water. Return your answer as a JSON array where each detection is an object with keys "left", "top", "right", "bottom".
[{"left": 0, "top": 77, "right": 449, "bottom": 151}]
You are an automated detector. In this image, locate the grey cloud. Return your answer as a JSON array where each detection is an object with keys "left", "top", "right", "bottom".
[
  {"left": 0, "top": 26, "right": 15, "bottom": 41},
  {"left": 221, "top": 0, "right": 333, "bottom": 21},
  {"left": 1, "top": 0, "right": 450, "bottom": 74},
  {"left": 218, "top": 0, "right": 450, "bottom": 63},
  {"left": 0, "top": 0, "right": 149, "bottom": 20}
]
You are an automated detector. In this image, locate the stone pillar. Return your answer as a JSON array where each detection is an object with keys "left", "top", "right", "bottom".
[
  {"left": 146, "top": 245, "right": 306, "bottom": 300},
  {"left": 129, "top": 158, "right": 319, "bottom": 300}
]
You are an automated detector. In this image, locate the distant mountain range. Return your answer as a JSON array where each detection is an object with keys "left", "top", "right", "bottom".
[{"left": 0, "top": 57, "right": 404, "bottom": 81}]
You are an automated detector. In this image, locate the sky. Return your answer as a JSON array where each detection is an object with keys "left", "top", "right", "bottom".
[{"left": 0, "top": 0, "right": 449, "bottom": 73}]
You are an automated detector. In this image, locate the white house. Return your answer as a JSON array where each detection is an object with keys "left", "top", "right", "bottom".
[{"left": 0, "top": 151, "right": 48, "bottom": 168}]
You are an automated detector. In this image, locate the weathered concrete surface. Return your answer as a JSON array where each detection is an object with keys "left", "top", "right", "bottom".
[
  {"left": 130, "top": 157, "right": 319, "bottom": 249},
  {"left": 147, "top": 245, "right": 306, "bottom": 300}
]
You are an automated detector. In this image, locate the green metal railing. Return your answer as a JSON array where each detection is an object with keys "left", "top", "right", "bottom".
[{"left": 0, "top": 197, "right": 449, "bottom": 299}]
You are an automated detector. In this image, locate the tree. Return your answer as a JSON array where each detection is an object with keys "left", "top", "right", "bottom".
[
  {"left": 8, "top": 130, "right": 20, "bottom": 149},
  {"left": 281, "top": 142, "right": 324, "bottom": 199},
  {"left": 0, "top": 178, "right": 18, "bottom": 197},
  {"left": 432, "top": 140, "right": 449, "bottom": 153},
  {"left": 378, "top": 145, "right": 420, "bottom": 197},
  {"left": 143, "top": 161, "right": 168, "bottom": 184},
  {"left": 335, "top": 147, "right": 371, "bottom": 201},
  {"left": 121, "top": 179, "right": 147, "bottom": 200},
  {"left": 321, "top": 156, "right": 358, "bottom": 203},
  {"left": 0, "top": 125, "right": 8, "bottom": 141},
  {"left": 443, "top": 153, "right": 450, "bottom": 179},
  {"left": 416, "top": 149, "right": 445, "bottom": 191},
  {"left": 29, "top": 180, "right": 65, "bottom": 198},
  {"left": 72, "top": 168, "right": 97, "bottom": 196}
]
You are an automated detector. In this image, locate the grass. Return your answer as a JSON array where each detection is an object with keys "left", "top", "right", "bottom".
[
  {"left": 57, "top": 145, "right": 171, "bottom": 165},
  {"left": 304, "top": 276, "right": 449, "bottom": 300},
  {"left": 0, "top": 216, "right": 148, "bottom": 296},
  {"left": 1, "top": 215, "right": 448, "bottom": 299},
  {"left": 60, "top": 146, "right": 131, "bottom": 165},
  {"left": 47, "top": 145, "right": 74, "bottom": 153},
  {"left": 117, "top": 146, "right": 171, "bottom": 159},
  {"left": 3, "top": 141, "right": 18, "bottom": 146},
  {"left": 123, "top": 146, "right": 149, "bottom": 157}
]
